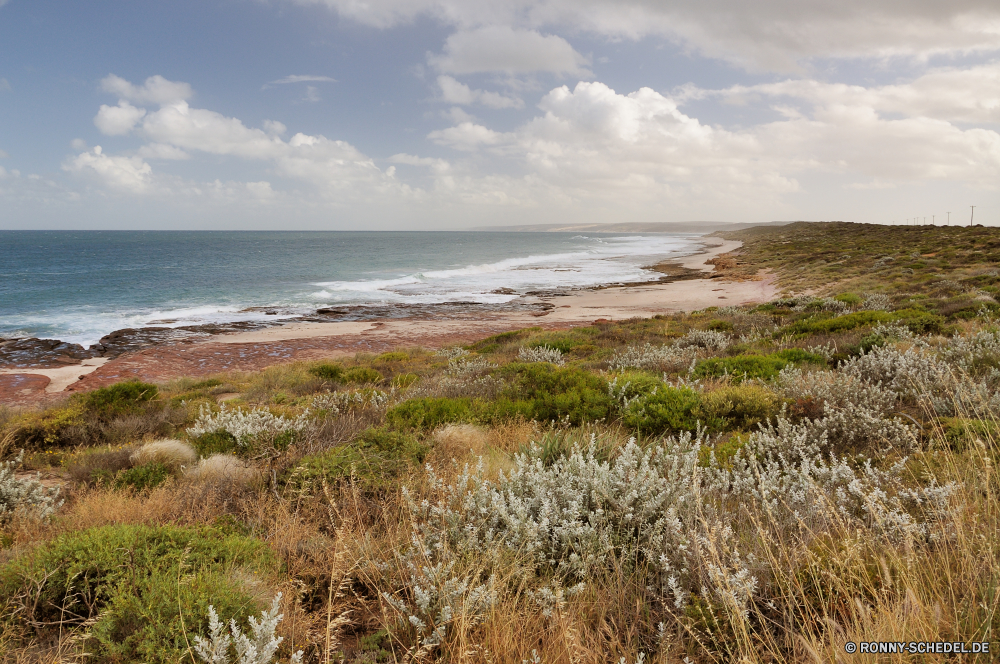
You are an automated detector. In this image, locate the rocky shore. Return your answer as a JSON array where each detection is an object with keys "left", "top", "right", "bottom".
[{"left": 0, "top": 299, "right": 556, "bottom": 369}]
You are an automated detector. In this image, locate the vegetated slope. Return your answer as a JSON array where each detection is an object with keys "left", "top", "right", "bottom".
[
  {"left": 718, "top": 221, "right": 1000, "bottom": 313},
  {"left": 1, "top": 228, "right": 998, "bottom": 663}
]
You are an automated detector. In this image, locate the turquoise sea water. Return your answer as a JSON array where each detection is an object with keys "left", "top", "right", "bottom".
[{"left": 0, "top": 231, "right": 701, "bottom": 346}]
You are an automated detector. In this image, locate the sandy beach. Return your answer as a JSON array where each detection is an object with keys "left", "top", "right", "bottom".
[{"left": 0, "top": 236, "right": 774, "bottom": 405}]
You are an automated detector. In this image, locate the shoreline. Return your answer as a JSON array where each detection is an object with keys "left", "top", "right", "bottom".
[{"left": 0, "top": 236, "right": 774, "bottom": 404}]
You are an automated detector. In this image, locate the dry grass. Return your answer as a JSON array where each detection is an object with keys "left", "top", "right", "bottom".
[
  {"left": 130, "top": 438, "right": 197, "bottom": 469},
  {"left": 428, "top": 424, "right": 488, "bottom": 462},
  {"left": 185, "top": 453, "right": 263, "bottom": 487}
]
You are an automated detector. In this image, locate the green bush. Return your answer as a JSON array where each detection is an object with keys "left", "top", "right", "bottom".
[
  {"left": 388, "top": 397, "right": 475, "bottom": 430},
  {"left": 374, "top": 351, "right": 409, "bottom": 363},
  {"left": 500, "top": 363, "right": 614, "bottom": 425},
  {"left": 698, "top": 434, "right": 749, "bottom": 468},
  {"left": 0, "top": 524, "right": 275, "bottom": 664},
  {"left": 892, "top": 308, "right": 945, "bottom": 334},
  {"left": 80, "top": 380, "right": 159, "bottom": 419},
  {"left": 834, "top": 293, "right": 862, "bottom": 305},
  {"left": 695, "top": 385, "right": 781, "bottom": 431},
  {"left": 357, "top": 426, "right": 429, "bottom": 463},
  {"left": 191, "top": 430, "right": 238, "bottom": 456},
  {"left": 694, "top": 349, "right": 825, "bottom": 383},
  {"left": 621, "top": 386, "right": 702, "bottom": 435},
  {"left": 609, "top": 371, "right": 665, "bottom": 402},
  {"left": 524, "top": 333, "right": 587, "bottom": 354},
  {"left": 285, "top": 427, "right": 427, "bottom": 493},
  {"left": 284, "top": 446, "right": 378, "bottom": 492},
  {"left": 389, "top": 365, "right": 616, "bottom": 429},
  {"left": 309, "top": 362, "right": 345, "bottom": 382},
  {"left": 473, "top": 398, "right": 535, "bottom": 423},
  {"left": 784, "top": 308, "right": 943, "bottom": 336},
  {"left": 90, "top": 570, "right": 254, "bottom": 664},
  {"left": 784, "top": 311, "right": 895, "bottom": 335},
  {"left": 113, "top": 462, "right": 172, "bottom": 491},
  {"left": 345, "top": 367, "right": 383, "bottom": 384}
]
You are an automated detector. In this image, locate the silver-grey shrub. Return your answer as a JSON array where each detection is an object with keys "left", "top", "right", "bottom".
[
  {"left": 518, "top": 345, "right": 565, "bottom": 365},
  {"left": 780, "top": 366, "right": 898, "bottom": 416},
  {"left": 609, "top": 343, "right": 695, "bottom": 372},
  {"left": 194, "top": 593, "right": 302, "bottom": 664},
  {"left": 187, "top": 404, "right": 313, "bottom": 444},
  {"left": 401, "top": 421, "right": 952, "bottom": 623},
  {"left": 835, "top": 340, "right": 1000, "bottom": 416},
  {"left": 310, "top": 389, "right": 391, "bottom": 414},
  {"left": 382, "top": 553, "right": 496, "bottom": 648},
  {"left": 938, "top": 329, "right": 1000, "bottom": 378},
  {"left": 839, "top": 345, "right": 950, "bottom": 400},
  {"left": 0, "top": 452, "right": 62, "bottom": 523},
  {"left": 675, "top": 328, "right": 730, "bottom": 352},
  {"left": 861, "top": 292, "right": 893, "bottom": 311}
]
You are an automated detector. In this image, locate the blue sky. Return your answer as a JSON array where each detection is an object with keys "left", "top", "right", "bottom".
[{"left": 1, "top": 0, "right": 998, "bottom": 229}]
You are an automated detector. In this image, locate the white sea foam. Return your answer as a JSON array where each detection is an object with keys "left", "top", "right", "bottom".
[
  {"left": 307, "top": 235, "right": 695, "bottom": 306},
  {"left": 2, "top": 232, "right": 702, "bottom": 347}
]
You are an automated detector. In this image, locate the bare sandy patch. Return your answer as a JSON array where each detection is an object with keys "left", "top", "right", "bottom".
[{"left": 0, "top": 356, "right": 110, "bottom": 393}]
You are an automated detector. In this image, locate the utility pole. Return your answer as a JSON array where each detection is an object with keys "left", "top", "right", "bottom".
[
  {"left": 947, "top": 211, "right": 951, "bottom": 225},
  {"left": 933, "top": 215, "right": 935, "bottom": 225},
  {"left": 970, "top": 206, "right": 976, "bottom": 226}
]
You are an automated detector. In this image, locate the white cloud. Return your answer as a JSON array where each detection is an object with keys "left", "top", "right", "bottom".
[
  {"left": 140, "top": 102, "right": 288, "bottom": 158},
  {"left": 78, "top": 75, "right": 406, "bottom": 201},
  {"left": 0, "top": 78, "right": 10, "bottom": 92},
  {"left": 690, "top": 62, "right": 1000, "bottom": 125},
  {"left": 429, "top": 27, "right": 589, "bottom": 75},
  {"left": 388, "top": 153, "right": 451, "bottom": 173},
  {"left": 263, "top": 74, "right": 337, "bottom": 88},
  {"left": 302, "top": 85, "right": 321, "bottom": 102},
  {"left": 419, "top": 75, "right": 1000, "bottom": 212},
  {"left": 437, "top": 75, "right": 523, "bottom": 108},
  {"left": 101, "top": 74, "right": 193, "bottom": 105},
  {"left": 428, "top": 121, "right": 505, "bottom": 150},
  {"left": 137, "top": 143, "right": 190, "bottom": 160},
  {"left": 443, "top": 106, "right": 476, "bottom": 123},
  {"left": 64, "top": 146, "right": 154, "bottom": 193},
  {"left": 263, "top": 120, "right": 287, "bottom": 136},
  {"left": 56, "top": 71, "right": 997, "bottom": 225},
  {"left": 94, "top": 101, "right": 147, "bottom": 135},
  {"left": 293, "top": 0, "right": 1000, "bottom": 72}
]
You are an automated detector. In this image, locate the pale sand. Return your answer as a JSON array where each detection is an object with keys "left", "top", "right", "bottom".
[{"left": 0, "top": 357, "right": 110, "bottom": 393}]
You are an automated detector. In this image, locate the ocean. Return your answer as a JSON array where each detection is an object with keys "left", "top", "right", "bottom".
[{"left": 0, "top": 231, "right": 702, "bottom": 347}]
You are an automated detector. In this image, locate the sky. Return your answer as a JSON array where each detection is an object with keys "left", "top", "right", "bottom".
[{"left": 0, "top": 0, "right": 998, "bottom": 230}]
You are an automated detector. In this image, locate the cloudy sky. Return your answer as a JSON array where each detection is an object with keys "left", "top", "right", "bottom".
[{"left": 1, "top": 0, "right": 998, "bottom": 229}]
